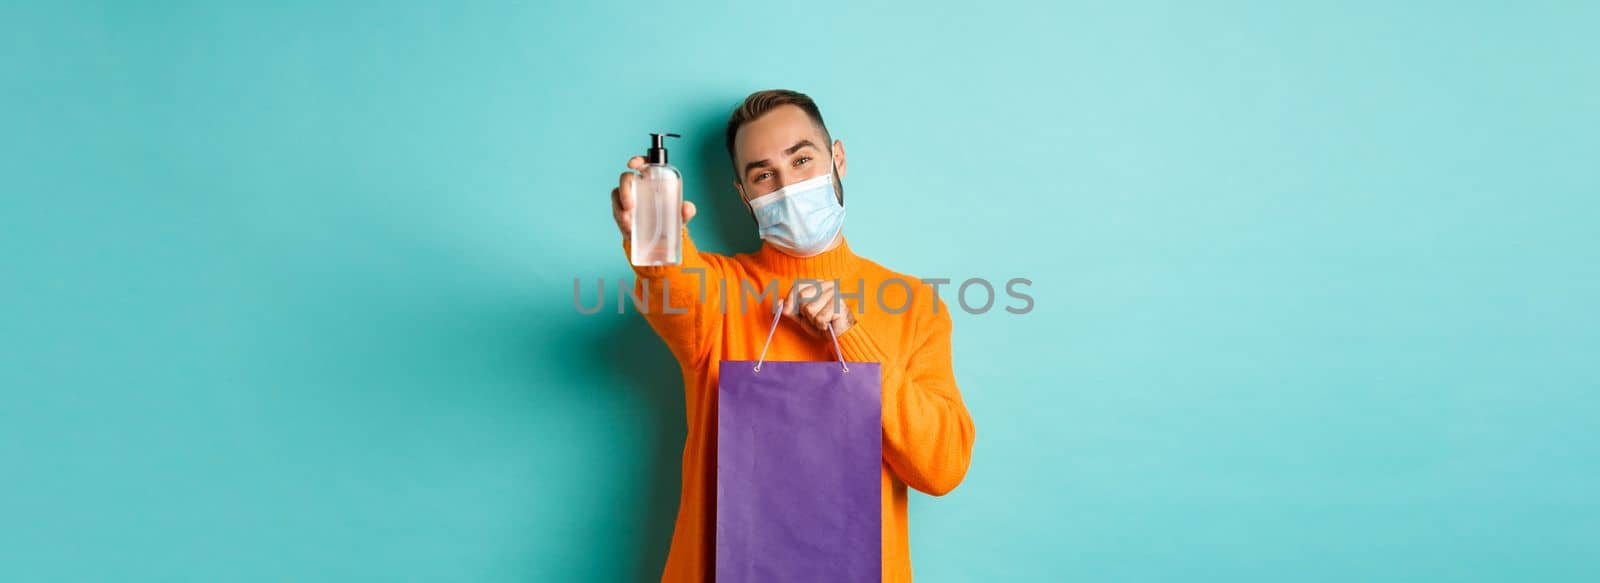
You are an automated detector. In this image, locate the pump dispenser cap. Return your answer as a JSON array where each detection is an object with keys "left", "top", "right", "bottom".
[{"left": 647, "top": 133, "right": 681, "bottom": 164}]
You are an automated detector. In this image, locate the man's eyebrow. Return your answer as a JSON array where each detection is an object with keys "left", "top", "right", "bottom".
[
  {"left": 742, "top": 140, "right": 820, "bottom": 176},
  {"left": 783, "top": 139, "right": 818, "bottom": 156}
]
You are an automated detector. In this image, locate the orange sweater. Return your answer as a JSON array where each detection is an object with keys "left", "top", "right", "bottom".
[{"left": 622, "top": 227, "right": 976, "bottom": 582}]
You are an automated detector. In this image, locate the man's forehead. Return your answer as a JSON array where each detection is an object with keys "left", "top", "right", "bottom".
[{"left": 735, "top": 106, "right": 826, "bottom": 159}]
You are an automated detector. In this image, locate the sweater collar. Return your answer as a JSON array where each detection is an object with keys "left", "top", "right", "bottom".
[{"left": 750, "top": 236, "right": 862, "bottom": 280}]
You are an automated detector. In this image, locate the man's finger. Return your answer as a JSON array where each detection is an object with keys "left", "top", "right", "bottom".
[
  {"left": 794, "top": 280, "right": 828, "bottom": 305},
  {"left": 617, "top": 172, "right": 636, "bottom": 211},
  {"left": 626, "top": 156, "right": 646, "bottom": 170},
  {"left": 795, "top": 311, "right": 822, "bottom": 336},
  {"left": 814, "top": 291, "right": 837, "bottom": 323},
  {"left": 808, "top": 280, "right": 837, "bottom": 309}
]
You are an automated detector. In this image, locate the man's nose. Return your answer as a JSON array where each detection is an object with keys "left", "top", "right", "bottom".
[
  {"left": 773, "top": 167, "right": 819, "bottom": 191},
  {"left": 771, "top": 170, "right": 794, "bottom": 191}
]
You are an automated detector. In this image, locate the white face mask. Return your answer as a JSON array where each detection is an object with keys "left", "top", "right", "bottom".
[{"left": 747, "top": 172, "right": 846, "bottom": 257}]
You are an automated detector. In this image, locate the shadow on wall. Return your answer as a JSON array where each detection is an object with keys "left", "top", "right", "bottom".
[
  {"left": 581, "top": 314, "right": 684, "bottom": 582},
  {"left": 683, "top": 95, "right": 761, "bottom": 257},
  {"left": 565, "top": 96, "right": 754, "bottom": 581}
]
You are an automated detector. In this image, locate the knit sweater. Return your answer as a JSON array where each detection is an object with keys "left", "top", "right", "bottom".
[{"left": 621, "top": 227, "right": 976, "bottom": 583}]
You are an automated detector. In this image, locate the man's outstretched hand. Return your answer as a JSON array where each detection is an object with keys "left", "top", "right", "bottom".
[{"left": 611, "top": 156, "right": 696, "bottom": 240}]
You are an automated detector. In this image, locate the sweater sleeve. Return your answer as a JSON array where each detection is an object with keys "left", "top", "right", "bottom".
[
  {"left": 620, "top": 226, "right": 724, "bottom": 366},
  {"left": 834, "top": 297, "right": 975, "bottom": 496}
]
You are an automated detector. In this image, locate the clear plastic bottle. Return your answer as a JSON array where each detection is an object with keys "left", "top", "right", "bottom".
[{"left": 630, "top": 132, "right": 683, "bottom": 266}]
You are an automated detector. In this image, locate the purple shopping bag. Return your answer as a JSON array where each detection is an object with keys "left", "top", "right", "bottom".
[{"left": 716, "top": 300, "right": 882, "bottom": 582}]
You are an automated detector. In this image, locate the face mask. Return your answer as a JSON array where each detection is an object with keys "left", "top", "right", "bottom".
[{"left": 747, "top": 171, "right": 846, "bottom": 257}]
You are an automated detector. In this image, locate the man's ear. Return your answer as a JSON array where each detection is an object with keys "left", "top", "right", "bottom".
[{"left": 832, "top": 139, "right": 847, "bottom": 179}]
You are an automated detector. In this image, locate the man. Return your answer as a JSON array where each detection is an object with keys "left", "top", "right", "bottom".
[{"left": 608, "top": 89, "right": 975, "bottom": 582}]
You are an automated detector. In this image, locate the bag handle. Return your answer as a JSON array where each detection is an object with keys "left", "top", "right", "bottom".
[{"left": 753, "top": 298, "right": 849, "bottom": 374}]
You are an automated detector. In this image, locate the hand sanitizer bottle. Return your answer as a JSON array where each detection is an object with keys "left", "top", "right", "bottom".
[{"left": 630, "top": 132, "right": 683, "bottom": 266}]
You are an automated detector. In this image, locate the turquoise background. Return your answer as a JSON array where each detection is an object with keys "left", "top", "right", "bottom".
[{"left": 4, "top": 1, "right": 1597, "bottom": 581}]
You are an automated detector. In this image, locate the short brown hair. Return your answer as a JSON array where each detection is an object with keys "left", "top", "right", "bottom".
[{"left": 724, "top": 89, "right": 831, "bottom": 180}]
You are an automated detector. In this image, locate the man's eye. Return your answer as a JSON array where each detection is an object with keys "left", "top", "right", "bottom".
[
  {"left": 754, "top": 172, "right": 772, "bottom": 182},
  {"left": 794, "top": 156, "right": 811, "bottom": 167}
]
